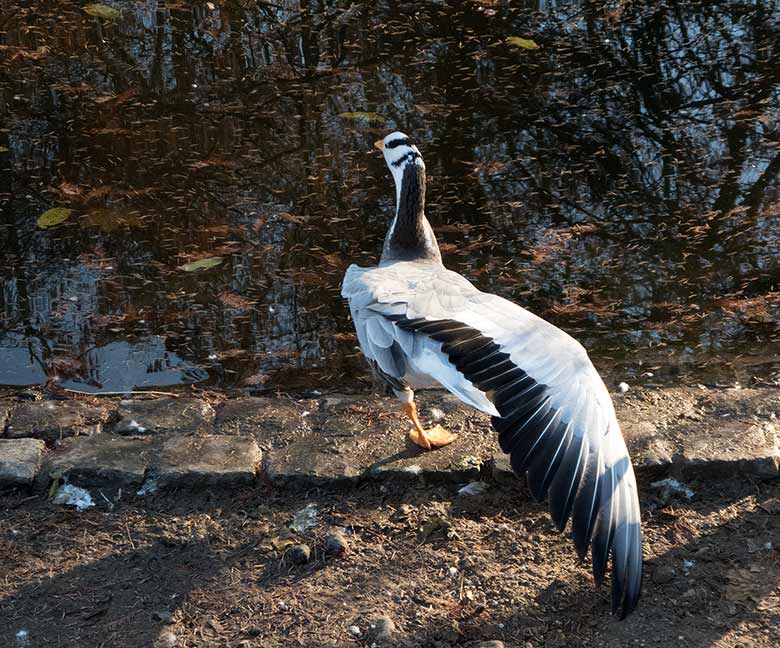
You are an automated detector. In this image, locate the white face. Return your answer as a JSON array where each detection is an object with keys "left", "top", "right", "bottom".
[{"left": 375, "top": 131, "right": 425, "bottom": 203}]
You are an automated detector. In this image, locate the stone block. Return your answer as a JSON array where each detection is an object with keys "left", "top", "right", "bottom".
[
  {"left": 214, "top": 396, "right": 304, "bottom": 436},
  {"left": 257, "top": 392, "right": 491, "bottom": 486},
  {"left": 112, "top": 397, "right": 215, "bottom": 435},
  {"left": 46, "top": 435, "right": 157, "bottom": 488},
  {"left": 0, "top": 438, "right": 46, "bottom": 487},
  {"left": 157, "top": 435, "right": 262, "bottom": 488},
  {"left": 6, "top": 400, "right": 107, "bottom": 440},
  {"left": 0, "top": 399, "right": 12, "bottom": 432}
]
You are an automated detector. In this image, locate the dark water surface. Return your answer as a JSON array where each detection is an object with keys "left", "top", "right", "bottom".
[{"left": 1, "top": 0, "right": 779, "bottom": 393}]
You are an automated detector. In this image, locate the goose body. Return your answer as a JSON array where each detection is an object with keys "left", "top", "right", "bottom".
[{"left": 341, "top": 132, "right": 642, "bottom": 618}]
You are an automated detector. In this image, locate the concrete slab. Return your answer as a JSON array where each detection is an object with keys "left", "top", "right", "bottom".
[
  {"left": 157, "top": 435, "right": 262, "bottom": 488},
  {"left": 46, "top": 435, "right": 157, "bottom": 488},
  {"left": 261, "top": 387, "right": 780, "bottom": 486},
  {"left": 5, "top": 400, "right": 108, "bottom": 440},
  {"left": 258, "top": 392, "right": 493, "bottom": 485},
  {"left": 0, "top": 438, "right": 46, "bottom": 487},
  {"left": 16, "top": 384, "right": 780, "bottom": 493},
  {"left": 112, "top": 397, "right": 215, "bottom": 435},
  {"left": 618, "top": 386, "right": 780, "bottom": 479},
  {"left": 215, "top": 396, "right": 309, "bottom": 437},
  {"left": 0, "top": 399, "right": 12, "bottom": 433}
]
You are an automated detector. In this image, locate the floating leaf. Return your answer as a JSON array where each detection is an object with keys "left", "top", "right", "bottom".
[
  {"left": 322, "top": 252, "right": 343, "bottom": 267},
  {"left": 177, "top": 256, "right": 224, "bottom": 272},
  {"left": 37, "top": 207, "right": 73, "bottom": 228},
  {"left": 759, "top": 498, "right": 780, "bottom": 514},
  {"left": 274, "top": 211, "right": 305, "bottom": 223},
  {"left": 86, "top": 207, "right": 142, "bottom": 232},
  {"left": 94, "top": 88, "right": 137, "bottom": 105},
  {"left": 0, "top": 146, "right": 9, "bottom": 153},
  {"left": 337, "top": 112, "right": 386, "bottom": 123},
  {"left": 58, "top": 182, "right": 82, "bottom": 197},
  {"left": 83, "top": 4, "right": 121, "bottom": 20},
  {"left": 507, "top": 36, "right": 540, "bottom": 50}
]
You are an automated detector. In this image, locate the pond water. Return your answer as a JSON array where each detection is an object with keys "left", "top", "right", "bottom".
[{"left": 1, "top": 0, "right": 779, "bottom": 393}]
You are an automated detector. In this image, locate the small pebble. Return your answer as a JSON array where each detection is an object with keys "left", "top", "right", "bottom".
[
  {"left": 155, "top": 631, "right": 178, "bottom": 648},
  {"left": 618, "top": 382, "right": 630, "bottom": 393},
  {"left": 369, "top": 615, "right": 396, "bottom": 642},
  {"left": 348, "top": 625, "right": 361, "bottom": 637},
  {"left": 447, "top": 566, "right": 458, "bottom": 577},
  {"left": 286, "top": 544, "right": 311, "bottom": 565},
  {"left": 652, "top": 564, "right": 675, "bottom": 584},
  {"left": 324, "top": 530, "right": 349, "bottom": 555}
]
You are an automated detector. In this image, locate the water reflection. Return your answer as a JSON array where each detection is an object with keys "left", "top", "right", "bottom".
[{"left": 1, "top": 0, "right": 779, "bottom": 390}]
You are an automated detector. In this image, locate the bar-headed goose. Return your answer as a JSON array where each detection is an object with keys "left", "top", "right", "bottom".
[{"left": 341, "top": 131, "right": 642, "bottom": 617}]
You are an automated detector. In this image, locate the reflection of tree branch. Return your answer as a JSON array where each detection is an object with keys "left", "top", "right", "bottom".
[{"left": 744, "top": 151, "right": 780, "bottom": 215}]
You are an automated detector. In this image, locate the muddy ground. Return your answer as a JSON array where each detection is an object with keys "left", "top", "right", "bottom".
[{"left": 1, "top": 466, "right": 779, "bottom": 648}]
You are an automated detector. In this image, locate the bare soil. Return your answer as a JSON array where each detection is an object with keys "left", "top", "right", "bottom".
[{"left": 1, "top": 472, "right": 779, "bottom": 648}]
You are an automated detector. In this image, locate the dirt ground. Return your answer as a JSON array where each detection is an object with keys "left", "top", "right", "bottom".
[{"left": 1, "top": 469, "right": 779, "bottom": 648}]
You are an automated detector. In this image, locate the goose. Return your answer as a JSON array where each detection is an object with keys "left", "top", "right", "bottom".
[{"left": 341, "top": 132, "right": 642, "bottom": 618}]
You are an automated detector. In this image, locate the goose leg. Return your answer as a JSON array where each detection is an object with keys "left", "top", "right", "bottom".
[{"left": 401, "top": 400, "right": 457, "bottom": 450}]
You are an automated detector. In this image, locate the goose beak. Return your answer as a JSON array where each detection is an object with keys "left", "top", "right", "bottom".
[{"left": 374, "top": 139, "right": 384, "bottom": 151}]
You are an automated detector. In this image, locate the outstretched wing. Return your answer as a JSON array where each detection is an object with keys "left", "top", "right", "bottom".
[{"left": 343, "top": 262, "right": 643, "bottom": 617}]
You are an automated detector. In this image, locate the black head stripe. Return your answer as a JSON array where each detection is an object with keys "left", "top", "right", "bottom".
[
  {"left": 386, "top": 137, "right": 412, "bottom": 149},
  {"left": 391, "top": 150, "right": 420, "bottom": 167}
]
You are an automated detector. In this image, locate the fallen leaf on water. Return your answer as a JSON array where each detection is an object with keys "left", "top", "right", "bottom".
[
  {"left": 0, "top": 146, "right": 9, "bottom": 153},
  {"left": 273, "top": 211, "right": 305, "bottom": 223},
  {"left": 190, "top": 157, "right": 236, "bottom": 170},
  {"left": 243, "top": 374, "right": 270, "bottom": 387},
  {"left": 219, "top": 292, "right": 253, "bottom": 310},
  {"left": 507, "top": 36, "right": 540, "bottom": 49},
  {"left": 58, "top": 182, "right": 83, "bottom": 197},
  {"left": 759, "top": 498, "right": 780, "bottom": 514},
  {"left": 415, "top": 103, "right": 449, "bottom": 114},
  {"left": 86, "top": 207, "right": 142, "bottom": 232},
  {"left": 177, "top": 256, "right": 224, "bottom": 272},
  {"left": 0, "top": 45, "right": 48, "bottom": 61},
  {"left": 93, "top": 88, "right": 137, "bottom": 105},
  {"left": 338, "top": 111, "right": 386, "bottom": 123},
  {"left": 37, "top": 207, "right": 73, "bottom": 228},
  {"left": 83, "top": 4, "right": 122, "bottom": 20},
  {"left": 85, "top": 185, "right": 113, "bottom": 201}
]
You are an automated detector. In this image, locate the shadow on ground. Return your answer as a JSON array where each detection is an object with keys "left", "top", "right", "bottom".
[{"left": 1, "top": 475, "right": 778, "bottom": 647}]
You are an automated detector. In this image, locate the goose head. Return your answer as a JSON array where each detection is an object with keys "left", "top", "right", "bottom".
[
  {"left": 374, "top": 132, "right": 440, "bottom": 265},
  {"left": 375, "top": 132, "right": 425, "bottom": 206}
]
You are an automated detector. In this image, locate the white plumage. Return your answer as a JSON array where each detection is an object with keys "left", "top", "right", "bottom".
[{"left": 342, "top": 132, "right": 643, "bottom": 617}]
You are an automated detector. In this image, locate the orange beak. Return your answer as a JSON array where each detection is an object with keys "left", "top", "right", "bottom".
[{"left": 374, "top": 139, "right": 384, "bottom": 151}]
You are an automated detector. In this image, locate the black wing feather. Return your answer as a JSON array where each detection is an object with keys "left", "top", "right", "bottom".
[{"left": 389, "top": 315, "right": 642, "bottom": 617}]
